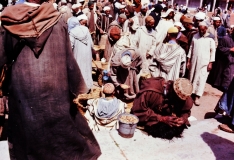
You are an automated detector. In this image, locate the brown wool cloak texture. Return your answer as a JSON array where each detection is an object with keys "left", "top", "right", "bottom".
[
  {"left": 0, "top": 3, "right": 101, "bottom": 160},
  {"left": 1, "top": 2, "right": 61, "bottom": 38}
]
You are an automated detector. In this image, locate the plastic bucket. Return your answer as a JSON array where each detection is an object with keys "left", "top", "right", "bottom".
[{"left": 118, "top": 113, "right": 139, "bottom": 138}]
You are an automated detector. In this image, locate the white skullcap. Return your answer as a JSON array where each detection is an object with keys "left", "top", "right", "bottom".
[
  {"left": 79, "top": 0, "right": 85, "bottom": 2},
  {"left": 0, "top": 4, "right": 3, "bottom": 11},
  {"left": 199, "top": 21, "right": 208, "bottom": 27},
  {"left": 72, "top": 3, "right": 82, "bottom": 9},
  {"left": 141, "top": 3, "right": 148, "bottom": 9},
  {"left": 119, "top": 5, "right": 126, "bottom": 9},
  {"left": 61, "top": 0, "right": 67, "bottom": 3},
  {"left": 213, "top": 17, "right": 221, "bottom": 21},
  {"left": 174, "top": 21, "right": 185, "bottom": 31},
  {"left": 230, "top": 25, "right": 234, "bottom": 28},
  {"left": 161, "top": 8, "right": 174, "bottom": 18},
  {"left": 121, "top": 55, "right": 131, "bottom": 68},
  {"left": 103, "top": 6, "right": 110, "bottom": 11},
  {"left": 195, "top": 12, "right": 206, "bottom": 20},
  {"left": 77, "top": 14, "right": 88, "bottom": 21},
  {"left": 158, "top": 0, "right": 163, "bottom": 2}
]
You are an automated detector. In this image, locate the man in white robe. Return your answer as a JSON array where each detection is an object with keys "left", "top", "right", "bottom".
[
  {"left": 155, "top": 8, "right": 174, "bottom": 45},
  {"left": 69, "top": 14, "right": 93, "bottom": 91},
  {"left": 131, "top": 15, "right": 156, "bottom": 73},
  {"left": 150, "top": 27, "right": 186, "bottom": 80},
  {"left": 187, "top": 22, "right": 216, "bottom": 106}
]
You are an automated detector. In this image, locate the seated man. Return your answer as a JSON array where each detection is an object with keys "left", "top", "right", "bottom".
[
  {"left": 110, "top": 48, "right": 143, "bottom": 101},
  {"left": 84, "top": 83, "right": 126, "bottom": 131},
  {"left": 131, "top": 77, "right": 193, "bottom": 140}
]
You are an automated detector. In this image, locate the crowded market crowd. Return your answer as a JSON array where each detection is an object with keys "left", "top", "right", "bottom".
[{"left": 0, "top": 0, "right": 233, "bottom": 159}]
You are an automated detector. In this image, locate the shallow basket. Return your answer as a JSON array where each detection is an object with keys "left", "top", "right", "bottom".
[{"left": 118, "top": 113, "right": 139, "bottom": 138}]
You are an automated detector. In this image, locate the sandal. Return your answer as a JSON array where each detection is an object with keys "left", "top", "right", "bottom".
[{"left": 218, "top": 124, "right": 234, "bottom": 133}]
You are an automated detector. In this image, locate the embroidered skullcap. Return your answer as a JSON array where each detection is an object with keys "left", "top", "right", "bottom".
[
  {"left": 119, "top": 13, "right": 127, "bottom": 19},
  {"left": 145, "top": 16, "right": 154, "bottom": 23},
  {"left": 199, "top": 21, "right": 208, "bottom": 27},
  {"left": 77, "top": 14, "right": 88, "bottom": 21},
  {"left": 194, "top": 12, "right": 206, "bottom": 20},
  {"left": 119, "top": 5, "right": 126, "bottom": 9},
  {"left": 174, "top": 22, "right": 185, "bottom": 31},
  {"left": 213, "top": 16, "right": 221, "bottom": 21},
  {"left": 72, "top": 3, "right": 82, "bottom": 9},
  {"left": 103, "top": 6, "right": 110, "bottom": 11},
  {"left": 167, "top": 27, "right": 179, "bottom": 33},
  {"left": 161, "top": 8, "right": 174, "bottom": 18},
  {"left": 173, "top": 78, "right": 193, "bottom": 100},
  {"left": 103, "top": 83, "right": 115, "bottom": 94},
  {"left": 121, "top": 54, "right": 132, "bottom": 68}
]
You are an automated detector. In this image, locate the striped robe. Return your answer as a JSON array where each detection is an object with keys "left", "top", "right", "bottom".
[{"left": 150, "top": 43, "right": 186, "bottom": 80}]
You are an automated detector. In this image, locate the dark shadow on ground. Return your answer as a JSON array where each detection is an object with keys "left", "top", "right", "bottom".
[{"left": 201, "top": 132, "right": 234, "bottom": 160}]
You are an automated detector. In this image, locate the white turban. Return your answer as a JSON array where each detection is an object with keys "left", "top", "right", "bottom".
[
  {"left": 195, "top": 12, "right": 206, "bottom": 20},
  {"left": 199, "top": 21, "right": 208, "bottom": 27},
  {"left": 61, "top": 0, "right": 67, "bottom": 3},
  {"left": 103, "top": 6, "right": 110, "bottom": 11},
  {"left": 119, "top": 5, "right": 126, "bottom": 9},
  {"left": 77, "top": 14, "right": 88, "bottom": 21},
  {"left": 174, "top": 22, "right": 185, "bottom": 31},
  {"left": 72, "top": 3, "right": 82, "bottom": 10},
  {"left": 161, "top": 8, "right": 174, "bottom": 18},
  {"left": 213, "top": 17, "right": 221, "bottom": 21},
  {"left": 121, "top": 55, "right": 131, "bottom": 68}
]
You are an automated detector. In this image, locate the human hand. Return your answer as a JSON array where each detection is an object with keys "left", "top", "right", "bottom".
[
  {"left": 186, "top": 61, "right": 191, "bottom": 70},
  {"left": 160, "top": 116, "right": 179, "bottom": 127},
  {"left": 207, "top": 62, "right": 212, "bottom": 71},
  {"left": 174, "top": 117, "right": 185, "bottom": 127},
  {"left": 230, "top": 47, "right": 234, "bottom": 52}
]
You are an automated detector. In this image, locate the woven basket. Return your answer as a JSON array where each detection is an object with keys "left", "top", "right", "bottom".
[{"left": 73, "top": 88, "right": 102, "bottom": 114}]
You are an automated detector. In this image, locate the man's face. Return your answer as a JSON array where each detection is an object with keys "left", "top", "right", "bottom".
[
  {"left": 88, "top": 4, "right": 94, "bottom": 10},
  {"left": 198, "top": 25, "right": 207, "bottom": 37},
  {"left": 80, "top": 20, "right": 88, "bottom": 26},
  {"left": 120, "top": 8, "right": 125, "bottom": 13},
  {"left": 145, "top": 20, "right": 155, "bottom": 30},
  {"left": 141, "top": 8, "right": 147, "bottom": 14},
  {"left": 168, "top": 11, "right": 175, "bottom": 19},
  {"left": 214, "top": 20, "right": 221, "bottom": 28},
  {"left": 110, "top": 31, "right": 121, "bottom": 41},
  {"left": 118, "top": 17, "right": 126, "bottom": 25},
  {"left": 105, "top": 10, "right": 110, "bottom": 15}
]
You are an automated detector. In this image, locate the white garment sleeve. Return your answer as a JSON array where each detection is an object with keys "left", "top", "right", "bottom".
[
  {"left": 69, "top": 34, "right": 75, "bottom": 50},
  {"left": 209, "top": 38, "right": 216, "bottom": 62},
  {"left": 148, "top": 36, "right": 157, "bottom": 56},
  {"left": 187, "top": 38, "right": 194, "bottom": 59}
]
